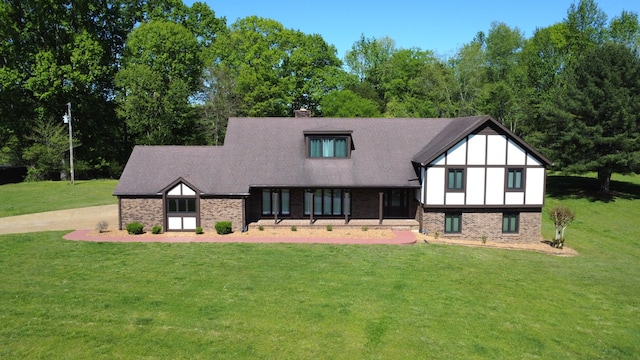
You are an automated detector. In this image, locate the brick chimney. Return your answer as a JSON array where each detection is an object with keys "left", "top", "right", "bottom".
[{"left": 294, "top": 108, "right": 311, "bottom": 118}]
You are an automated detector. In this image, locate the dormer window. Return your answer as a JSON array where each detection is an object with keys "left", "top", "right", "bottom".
[{"left": 305, "top": 131, "right": 353, "bottom": 158}]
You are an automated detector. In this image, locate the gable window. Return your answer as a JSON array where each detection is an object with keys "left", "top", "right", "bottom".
[
  {"left": 308, "top": 137, "right": 349, "bottom": 158},
  {"left": 262, "top": 189, "right": 290, "bottom": 216},
  {"left": 502, "top": 213, "right": 519, "bottom": 233},
  {"left": 165, "top": 182, "right": 198, "bottom": 231},
  {"left": 445, "top": 213, "right": 462, "bottom": 233},
  {"left": 507, "top": 169, "right": 524, "bottom": 190},
  {"left": 447, "top": 169, "right": 464, "bottom": 191}
]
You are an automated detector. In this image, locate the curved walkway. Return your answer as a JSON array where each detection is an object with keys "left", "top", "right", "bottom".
[{"left": 63, "top": 229, "right": 417, "bottom": 245}]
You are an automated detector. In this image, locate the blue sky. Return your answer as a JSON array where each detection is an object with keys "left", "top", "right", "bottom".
[{"left": 185, "top": 0, "right": 639, "bottom": 58}]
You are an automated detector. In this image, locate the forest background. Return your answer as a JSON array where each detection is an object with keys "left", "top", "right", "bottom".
[{"left": 1, "top": 0, "right": 639, "bottom": 192}]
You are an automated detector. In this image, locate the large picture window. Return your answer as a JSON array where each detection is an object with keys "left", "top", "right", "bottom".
[
  {"left": 309, "top": 137, "right": 348, "bottom": 158},
  {"left": 262, "top": 189, "right": 290, "bottom": 216},
  {"left": 445, "top": 213, "right": 462, "bottom": 233},
  {"left": 447, "top": 169, "right": 464, "bottom": 190},
  {"left": 507, "top": 169, "right": 524, "bottom": 190},
  {"left": 304, "top": 189, "right": 350, "bottom": 215}
]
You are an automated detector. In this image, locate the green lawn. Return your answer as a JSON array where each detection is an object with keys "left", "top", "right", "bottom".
[
  {"left": 0, "top": 174, "right": 639, "bottom": 358},
  {"left": 0, "top": 179, "right": 118, "bottom": 217}
]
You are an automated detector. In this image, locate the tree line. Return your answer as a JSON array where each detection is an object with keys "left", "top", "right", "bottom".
[{"left": 1, "top": 0, "right": 638, "bottom": 191}]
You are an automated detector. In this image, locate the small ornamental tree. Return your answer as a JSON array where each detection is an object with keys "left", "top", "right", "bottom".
[{"left": 549, "top": 206, "right": 575, "bottom": 249}]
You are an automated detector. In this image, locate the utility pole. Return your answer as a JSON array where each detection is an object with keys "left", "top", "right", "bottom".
[{"left": 63, "top": 102, "right": 74, "bottom": 185}]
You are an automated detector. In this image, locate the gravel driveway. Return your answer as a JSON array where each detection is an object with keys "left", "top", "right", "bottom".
[{"left": 0, "top": 204, "right": 118, "bottom": 235}]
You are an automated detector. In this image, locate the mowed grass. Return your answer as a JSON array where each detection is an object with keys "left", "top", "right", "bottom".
[
  {"left": 0, "top": 179, "right": 118, "bottom": 217},
  {"left": 0, "top": 174, "right": 639, "bottom": 358}
]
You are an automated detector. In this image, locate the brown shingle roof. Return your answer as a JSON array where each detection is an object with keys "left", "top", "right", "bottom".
[
  {"left": 114, "top": 116, "right": 551, "bottom": 196},
  {"left": 113, "top": 146, "right": 227, "bottom": 195}
]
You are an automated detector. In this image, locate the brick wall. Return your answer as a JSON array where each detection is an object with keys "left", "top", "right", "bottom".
[
  {"left": 119, "top": 197, "right": 163, "bottom": 231},
  {"left": 200, "top": 197, "right": 244, "bottom": 232},
  {"left": 420, "top": 208, "right": 543, "bottom": 244}
]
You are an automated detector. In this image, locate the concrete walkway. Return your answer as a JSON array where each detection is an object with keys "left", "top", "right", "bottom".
[{"left": 0, "top": 204, "right": 118, "bottom": 235}]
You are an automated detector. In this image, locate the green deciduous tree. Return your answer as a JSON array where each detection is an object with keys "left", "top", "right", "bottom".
[
  {"left": 198, "top": 65, "right": 240, "bottom": 145},
  {"left": 609, "top": 10, "right": 640, "bottom": 55},
  {"left": 115, "top": 20, "right": 203, "bottom": 145},
  {"left": 212, "top": 16, "right": 343, "bottom": 117},
  {"left": 0, "top": 0, "right": 143, "bottom": 175},
  {"left": 447, "top": 33, "right": 487, "bottom": 116},
  {"left": 320, "top": 90, "right": 381, "bottom": 117}
]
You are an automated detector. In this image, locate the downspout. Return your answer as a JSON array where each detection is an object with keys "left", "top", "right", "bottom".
[{"left": 118, "top": 197, "right": 122, "bottom": 230}]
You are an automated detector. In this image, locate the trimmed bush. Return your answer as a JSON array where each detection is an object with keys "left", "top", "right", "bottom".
[
  {"left": 96, "top": 220, "right": 108, "bottom": 233},
  {"left": 126, "top": 222, "right": 144, "bottom": 235},
  {"left": 195, "top": 226, "right": 204, "bottom": 235},
  {"left": 291, "top": 226, "right": 297, "bottom": 232},
  {"left": 326, "top": 225, "right": 333, "bottom": 231},
  {"left": 152, "top": 225, "right": 162, "bottom": 234},
  {"left": 215, "top": 221, "right": 232, "bottom": 235}
]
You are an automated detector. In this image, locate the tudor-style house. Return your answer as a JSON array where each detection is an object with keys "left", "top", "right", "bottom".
[{"left": 114, "top": 113, "right": 551, "bottom": 243}]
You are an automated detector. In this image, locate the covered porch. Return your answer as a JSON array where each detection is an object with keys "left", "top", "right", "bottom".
[{"left": 248, "top": 218, "right": 420, "bottom": 231}]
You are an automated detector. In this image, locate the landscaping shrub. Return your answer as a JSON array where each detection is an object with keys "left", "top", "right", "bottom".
[
  {"left": 195, "top": 226, "right": 204, "bottom": 235},
  {"left": 126, "top": 222, "right": 144, "bottom": 235},
  {"left": 291, "top": 226, "right": 297, "bottom": 232},
  {"left": 258, "top": 225, "right": 264, "bottom": 231},
  {"left": 326, "top": 225, "right": 333, "bottom": 231},
  {"left": 152, "top": 225, "right": 162, "bottom": 234},
  {"left": 215, "top": 222, "right": 232, "bottom": 235},
  {"left": 96, "top": 220, "right": 108, "bottom": 233}
]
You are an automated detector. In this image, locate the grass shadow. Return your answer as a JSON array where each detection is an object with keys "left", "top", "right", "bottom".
[{"left": 546, "top": 175, "right": 640, "bottom": 202}]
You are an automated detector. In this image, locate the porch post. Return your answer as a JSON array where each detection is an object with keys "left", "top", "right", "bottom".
[
  {"left": 273, "top": 190, "right": 279, "bottom": 225},
  {"left": 344, "top": 190, "right": 350, "bottom": 224},
  {"left": 242, "top": 196, "right": 247, "bottom": 232},
  {"left": 308, "top": 189, "right": 314, "bottom": 225},
  {"left": 378, "top": 191, "right": 384, "bottom": 225}
]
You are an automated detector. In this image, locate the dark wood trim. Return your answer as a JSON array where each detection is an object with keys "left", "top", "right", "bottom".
[
  {"left": 444, "top": 212, "right": 462, "bottom": 233},
  {"left": 378, "top": 191, "right": 384, "bottom": 224},
  {"left": 162, "top": 192, "right": 167, "bottom": 232},
  {"left": 242, "top": 196, "right": 247, "bottom": 231},
  {"left": 344, "top": 191, "right": 350, "bottom": 224},
  {"left": 418, "top": 117, "right": 552, "bottom": 168},
  {"left": 505, "top": 168, "right": 526, "bottom": 192},
  {"left": 163, "top": 182, "right": 200, "bottom": 231},
  {"left": 308, "top": 189, "right": 314, "bottom": 224},
  {"left": 305, "top": 135, "right": 352, "bottom": 159},
  {"left": 273, "top": 190, "right": 279, "bottom": 224},
  {"left": 423, "top": 203, "right": 543, "bottom": 210},
  {"left": 501, "top": 212, "right": 520, "bottom": 233},
  {"left": 445, "top": 168, "right": 465, "bottom": 192},
  {"left": 118, "top": 197, "right": 122, "bottom": 230}
]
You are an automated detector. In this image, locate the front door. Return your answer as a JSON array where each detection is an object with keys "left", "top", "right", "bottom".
[{"left": 384, "top": 189, "right": 409, "bottom": 218}]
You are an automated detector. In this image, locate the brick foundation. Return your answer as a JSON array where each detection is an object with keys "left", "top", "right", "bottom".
[
  {"left": 420, "top": 208, "right": 542, "bottom": 244},
  {"left": 119, "top": 197, "right": 164, "bottom": 231},
  {"left": 200, "top": 197, "right": 244, "bottom": 232}
]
